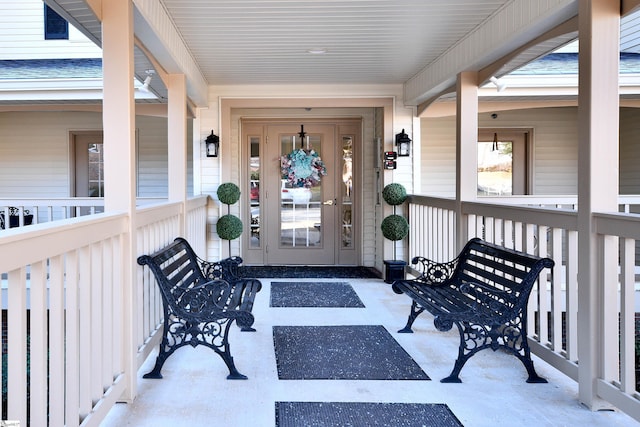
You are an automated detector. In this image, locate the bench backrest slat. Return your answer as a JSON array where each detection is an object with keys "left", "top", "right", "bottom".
[
  {"left": 449, "top": 238, "right": 553, "bottom": 317},
  {"left": 138, "top": 239, "right": 208, "bottom": 306},
  {"left": 465, "top": 253, "right": 530, "bottom": 280}
]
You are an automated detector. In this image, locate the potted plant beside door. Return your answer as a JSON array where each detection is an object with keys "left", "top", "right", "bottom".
[
  {"left": 381, "top": 183, "right": 409, "bottom": 283},
  {"left": 216, "top": 183, "right": 243, "bottom": 255}
]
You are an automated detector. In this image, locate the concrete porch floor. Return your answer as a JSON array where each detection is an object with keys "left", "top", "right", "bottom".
[{"left": 102, "top": 278, "right": 638, "bottom": 426}]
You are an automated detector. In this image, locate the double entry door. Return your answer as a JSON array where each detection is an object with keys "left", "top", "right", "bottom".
[{"left": 243, "top": 120, "right": 360, "bottom": 265}]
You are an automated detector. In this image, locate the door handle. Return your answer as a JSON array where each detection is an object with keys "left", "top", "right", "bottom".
[{"left": 323, "top": 199, "right": 334, "bottom": 205}]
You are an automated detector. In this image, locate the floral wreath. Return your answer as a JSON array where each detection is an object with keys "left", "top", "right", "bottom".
[{"left": 280, "top": 148, "right": 327, "bottom": 188}]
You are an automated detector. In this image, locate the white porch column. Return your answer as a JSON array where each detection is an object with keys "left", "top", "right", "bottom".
[
  {"left": 101, "top": 0, "right": 137, "bottom": 402},
  {"left": 455, "top": 71, "right": 479, "bottom": 251},
  {"left": 577, "top": 0, "right": 620, "bottom": 410},
  {"left": 167, "top": 73, "right": 188, "bottom": 236}
]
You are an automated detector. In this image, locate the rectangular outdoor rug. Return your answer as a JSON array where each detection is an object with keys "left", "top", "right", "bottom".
[
  {"left": 275, "top": 402, "right": 464, "bottom": 427},
  {"left": 270, "top": 281, "right": 365, "bottom": 308},
  {"left": 273, "top": 325, "right": 429, "bottom": 380}
]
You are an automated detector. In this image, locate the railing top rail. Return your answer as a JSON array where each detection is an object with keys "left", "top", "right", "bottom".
[
  {"left": 594, "top": 211, "right": 640, "bottom": 239},
  {"left": 0, "top": 212, "right": 128, "bottom": 271},
  {"left": 0, "top": 196, "right": 208, "bottom": 206},
  {"left": 407, "top": 195, "right": 456, "bottom": 210},
  {"left": 0, "top": 197, "right": 171, "bottom": 207},
  {"left": 408, "top": 194, "right": 640, "bottom": 208},
  {"left": 461, "top": 200, "right": 579, "bottom": 231}
]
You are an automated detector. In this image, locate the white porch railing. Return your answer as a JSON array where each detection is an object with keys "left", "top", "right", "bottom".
[
  {"left": 0, "top": 195, "right": 208, "bottom": 426},
  {"left": 0, "top": 198, "right": 167, "bottom": 230},
  {"left": 407, "top": 194, "right": 640, "bottom": 423}
]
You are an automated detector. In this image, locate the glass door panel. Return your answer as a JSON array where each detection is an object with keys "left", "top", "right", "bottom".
[
  {"left": 249, "top": 136, "right": 261, "bottom": 248},
  {"left": 341, "top": 135, "right": 353, "bottom": 248},
  {"left": 280, "top": 134, "right": 322, "bottom": 248}
]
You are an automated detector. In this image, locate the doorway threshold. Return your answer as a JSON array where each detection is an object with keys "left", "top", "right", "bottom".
[{"left": 239, "top": 266, "right": 380, "bottom": 279}]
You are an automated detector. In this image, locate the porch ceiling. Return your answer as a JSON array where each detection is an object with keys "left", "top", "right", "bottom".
[
  {"left": 159, "top": 0, "right": 509, "bottom": 86},
  {"left": 44, "top": 1, "right": 640, "bottom": 107}
]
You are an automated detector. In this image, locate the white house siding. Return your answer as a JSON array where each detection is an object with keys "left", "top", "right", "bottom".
[
  {"left": 419, "top": 114, "right": 457, "bottom": 197},
  {"left": 136, "top": 115, "right": 194, "bottom": 198},
  {"left": 620, "top": 107, "right": 640, "bottom": 196},
  {"left": 0, "top": 111, "right": 100, "bottom": 198},
  {"left": 0, "top": 110, "right": 180, "bottom": 199},
  {"left": 0, "top": 0, "right": 102, "bottom": 60},
  {"left": 420, "top": 107, "right": 582, "bottom": 196}
]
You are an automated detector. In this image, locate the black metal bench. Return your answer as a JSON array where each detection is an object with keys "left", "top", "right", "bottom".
[
  {"left": 392, "top": 237, "right": 554, "bottom": 383},
  {"left": 0, "top": 207, "right": 34, "bottom": 229},
  {"left": 137, "top": 237, "right": 262, "bottom": 380}
]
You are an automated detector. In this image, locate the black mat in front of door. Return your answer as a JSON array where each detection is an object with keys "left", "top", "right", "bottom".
[
  {"left": 275, "top": 402, "right": 464, "bottom": 427},
  {"left": 240, "top": 266, "right": 380, "bottom": 279},
  {"left": 270, "top": 281, "right": 365, "bottom": 308},
  {"left": 273, "top": 325, "right": 429, "bottom": 380}
]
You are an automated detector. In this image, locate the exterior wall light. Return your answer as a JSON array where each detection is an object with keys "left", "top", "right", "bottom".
[
  {"left": 395, "top": 129, "right": 411, "bottom": 157},
  {"left": 206, "top": 131, "right": 219, "bottom": 157}
]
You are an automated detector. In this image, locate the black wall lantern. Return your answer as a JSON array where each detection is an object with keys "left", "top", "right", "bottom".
[
  {"left": 395, "top": 129, "right": 411, "bottom": 157},
  {"left": 205, "top": 130, "right": 219, "bottom": 157}
]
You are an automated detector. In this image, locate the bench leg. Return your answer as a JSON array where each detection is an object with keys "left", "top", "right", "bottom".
[
  {"left": 222, "top": 356, "right": 248, "bottom": 380},
  {"left": 441, "top": 321, "right": 548, "bottom": 384},
  {"left": 201, "top": 320, "right": 248, "bottom": 380},
  {"left": 521, "top": 357, "right": 547, "bottom": 384},
  {"left": 440, "top": 321, "right": 481, "bottom": 383},
  {"left": 143, "top": 351, "right": 171, "bottom": 379},
  {"left": 144, "top": 318, "right": 248, "bottom": 380},
  {"left": 398, "top": 300, "right": 425, "bottom": 333}
]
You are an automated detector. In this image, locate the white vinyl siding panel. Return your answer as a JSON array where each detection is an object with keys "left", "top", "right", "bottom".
[
  {"left": 0, "top": 111, "right": 189, "bottom": 199},
  {"left": 525, "top": 108, "right": 579, "bottom": 194},
  {"left": 136, "top": 116, "right": 168, "bottom": 198},
  {"left": 421, "top": 107, "right": 581, "bottom": 196},
  {"left": 0, "top": 0, "right": 101, "bottom": 60},
  {"left": 421, "top": 106, "right": 640, "bottom": 197},
  {"left": 620, "top": 108, "right": 640, "bottom": 195},
  {"left": 0, "top": 111, "right": 100, "bottom": 197},
  {"left": 420, "top": 117, "right": 457, "bottom": 197}
]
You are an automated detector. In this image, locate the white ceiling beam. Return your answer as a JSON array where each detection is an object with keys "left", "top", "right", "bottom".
[
  {"left": 404, "top": 0, "right": 579, "bottom": 106},
  {"left": 132, "top": 0, "right": 209, "bottom": 107}
]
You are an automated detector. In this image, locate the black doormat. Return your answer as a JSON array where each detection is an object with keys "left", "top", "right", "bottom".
[
  {"left": 240, "top": 266, "right": 380, "bottom": 278},
  {"left": 273, "top": 325, "right": 429, "bottom": 380},
  {"left": 275, "top": 402, "right": 464, "bottom": 427},
  {"left": 270, "top": 281, "right": 365, "bottom": 308}
]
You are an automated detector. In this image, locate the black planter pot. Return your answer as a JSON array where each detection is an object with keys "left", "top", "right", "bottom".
[{"left": 383, "top": 260, "right": 407, "bottom": 284}]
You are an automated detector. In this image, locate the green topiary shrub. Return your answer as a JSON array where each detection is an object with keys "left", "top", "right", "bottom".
[
  {"left": 217, "top": 182, "right": 241, "bottom": 205},
  {"left": 382, "top": 183, "right": 407, "bottom": 206},
  {"left": 381, "top": 214, "right": 409, "bottom": 241},
  {"left": 216, "top": 214, "right": 243, "bottom": 240}
]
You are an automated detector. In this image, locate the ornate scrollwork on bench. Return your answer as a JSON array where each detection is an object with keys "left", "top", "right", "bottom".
[{"left": 0, "top": 206, "right": 34, "bottom": 229}]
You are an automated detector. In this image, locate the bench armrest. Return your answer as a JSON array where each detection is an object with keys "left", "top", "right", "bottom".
[
  {"left": 411, "top": 256, "right": 459, "bottom": 285},
  {"left": 198, "top": 256, "right": 244, "bottom": 281}
]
